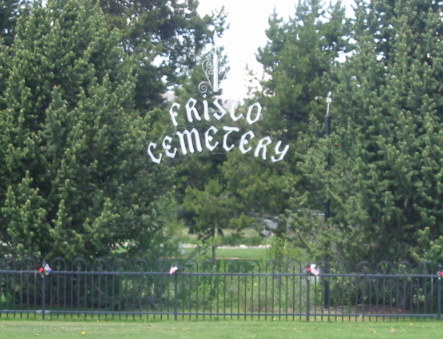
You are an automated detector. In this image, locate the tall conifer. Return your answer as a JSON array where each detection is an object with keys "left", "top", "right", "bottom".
[
  {"left": 299, "top": 0, "right": 443, "bottom": 262},
  {"left": 0, "top": 0, "right": 172, "bottom": 259}
]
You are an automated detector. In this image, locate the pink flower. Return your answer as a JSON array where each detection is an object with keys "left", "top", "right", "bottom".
[{"left": 306, "top": 264, "right": 320, "bottom": 276}]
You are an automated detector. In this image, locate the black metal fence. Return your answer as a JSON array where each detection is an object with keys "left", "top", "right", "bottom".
[{"left": 1, "top": 257, "right": 442, "bottom": 321}]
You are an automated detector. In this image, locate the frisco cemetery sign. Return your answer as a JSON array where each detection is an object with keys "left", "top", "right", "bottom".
[{"left": 147, "top": 35, "right": 289, "bottom": 164}]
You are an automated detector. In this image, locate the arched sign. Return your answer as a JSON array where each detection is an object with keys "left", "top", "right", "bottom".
[{"left": 147, "top": 33, "right": 289, "bottom": 164}]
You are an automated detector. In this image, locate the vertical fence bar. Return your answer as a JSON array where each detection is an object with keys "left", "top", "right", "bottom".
[
  {"left": 203, "top": 270, "right": 206, "bottom": 320},
  {"left": 285, "top": 271, "right": 288, "bottom": 321},
  {"left": 278, "top": 272, "right": 282, "bottom": 320},
  {"left": 223, "top": 271, "right": 226, "bottom": 319},
  {"left": 251, "top": 273, "right": 254, "bottom": 320},
  {"left": 180, "top": 272, "right": 184, "bottom": 320},
  {"left": 299, "top": 271, "right": 303, "bottom": 321},
  {"left": 430, "top": 276, "right": 435, "bottom": 316},
  {"left": 173, "top": 273, "right": 178, "bottom": 320},
  {"left": 41, "top": 276, "right": 46, "bottom": 320},
  {"left": 410, "top": 276, "right": 415, "bottom": 316},
  {"left": 216, "top": 271, "right": 219, "bottom": 318},
  {"left": 244, "top": 272, "right": 248, "bottom": 318},
  {"left": 26, "top": 271, "right": 31, "bottom": 312},
  {"left": 33, "top": 271, "right": 37, "bottom": 312},
  {"left": 19, "top": 272, "right": 23, "bottom": 316},
  {"left": 306, "top": 276, "right": 310, "bottom": 321},
  {"left": 91, "top": 273, "right": 94, "bottom": 316},
  {"left": 323, "top": 263, "right": 330, "bottom": 309},
  {"left": 264, "top": 270, "right": 268, "bottom": 320},
  {"left": 210, "top": 268, "right": 214, "bottom": 319},
  {"left": 160, "top": 272, "right": 165, "bottom": 320},
  {"left": 271, "top": 271, "right": 275, "bottom": 320},
  {"left": 211, "top": 266, "right": 215, "bottom": 318},
  {"left": 291, "top": 270, "right": 294, "bottom": 321},
  {"left": 188, "top": 275, "right": 194, "bottom": 319},
  {"left": 425, "top": 275, "right": 429, "bottom": 314},
  {"left": 230, "top": 272, "right": 234, "bottom": 318},
  {"left": 258, "top": 267, "right": 261, "bottom": 320},
  {"left": 237, "top": 272, "right": 240, "bottom": 320},
  {"left": 438, "top": 276, "right": 441, "bottom": 319},
  {"left": 416, "top": 278, "right": 422, "bottom": 312},
  {"left": 83, "top": 272, "right": 87, "bottom": 315}
]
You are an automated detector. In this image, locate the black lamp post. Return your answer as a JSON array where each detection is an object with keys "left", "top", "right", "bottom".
[
  {"left": 324, "top": 91, "right": 332, "bottom": 220},
  {"left": 323, "top": 91, "right": 332, "bottom": 309}
]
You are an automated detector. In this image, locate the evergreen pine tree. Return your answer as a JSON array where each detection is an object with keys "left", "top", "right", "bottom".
[
  {"left": 300, "top": 0, "right": 443, "bottom": 262},
  {"left": 0, "top": 0, "right": 30, "bottom": 46},
  {"left": 98, "top": 0, "right": 224, "bottom": 112},
  {"left": 0, "top": 0, "right": 173, "bottom": 259},
  {"left": 240, "top": 0, "right": 350, "bottom": 258}
]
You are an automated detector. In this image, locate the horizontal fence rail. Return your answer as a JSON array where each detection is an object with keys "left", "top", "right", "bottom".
[{"left": 0, "top": 258, "right": 442, "bottom": 321}]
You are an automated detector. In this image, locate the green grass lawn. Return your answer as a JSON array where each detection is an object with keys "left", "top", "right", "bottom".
[
  {"left": 182, "top": 247, "right": 268, "bottom": 260},
  {"left": 0, "top": 319, "right": 442, "bottom": 338},
  {"left": 212, "top": 247, "right": 268, "bottom": 260}
]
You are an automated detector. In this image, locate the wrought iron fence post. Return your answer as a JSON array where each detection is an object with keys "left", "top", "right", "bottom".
[
  {"left": 306, "top": 275, "right": 310, "bottom": 321},
  {"left": 323, "top": 263, "right": 330, "bottom": 309},
  {"left": 41, "top": 275, "right": 46, "bottom": 320},
  {"left": 438, "top": 274, "right": 442, "bottom": 319},
  {"left": 174, "top": 272, "right": 178, "bottom": 320},
  {"left": 323, "top": 92, "right": 332, "bottom": 311}
]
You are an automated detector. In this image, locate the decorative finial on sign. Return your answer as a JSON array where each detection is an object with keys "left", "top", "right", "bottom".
[
  {"left": 212, "top": 31, "right": 219, "bottom": 93},
  {"left": 199, "top": 30, "right": 226, "bottom": 96},
  {"left": 326, "top": 91, "right": 332, "bottom": 117}
]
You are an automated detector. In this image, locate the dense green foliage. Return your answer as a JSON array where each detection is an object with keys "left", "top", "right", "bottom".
[
  {"left": 0, "top": 0, "right": 30, "bottom": 46},
  {"left": 333, "top": 0, "right": 443, "bottom": 263},
  {"left": 250, "top": 0, "right": 351, "bottom": 262},
  {"left": 98, "top": 0, "right": 223, "bottom": 112},
  {"left": 0, "top": 0, "right": 216, "bottom": 259},
  {"left": 286, "top": 0, "right": 443, "bottom": 263}
]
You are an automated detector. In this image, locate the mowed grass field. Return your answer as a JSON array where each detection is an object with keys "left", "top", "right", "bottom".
[
  {"left": 182, "top": 246, "right": 269, "bottom": 260},
  {"left": 0, "top": 319, "right": 442, "bottom": 338}
]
